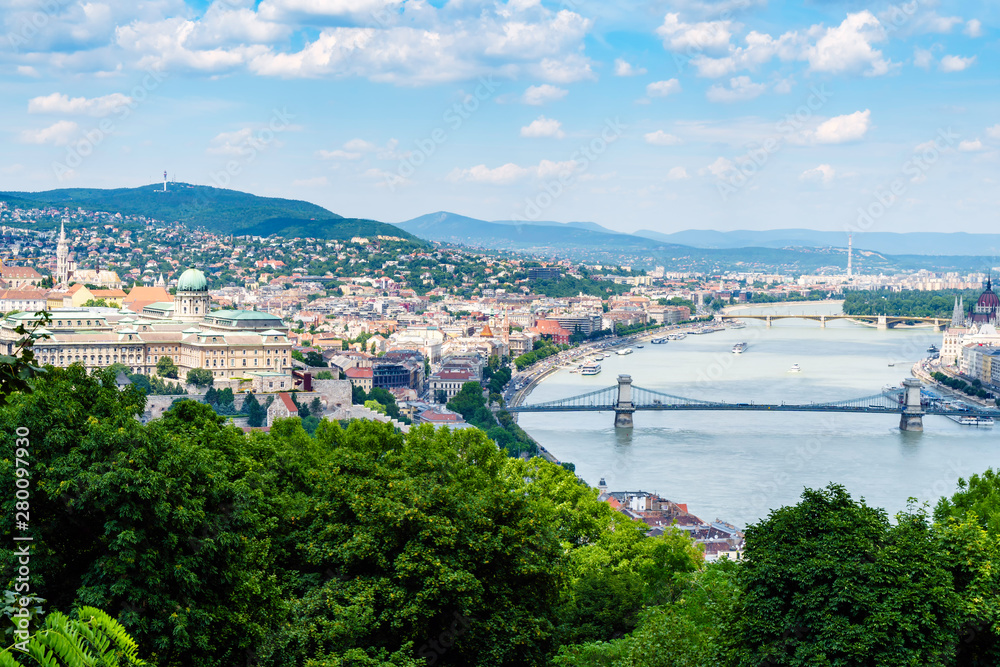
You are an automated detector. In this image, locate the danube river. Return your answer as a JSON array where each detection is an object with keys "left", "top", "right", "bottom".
[{"left": 518, "top": 302, "right": 1000, "bottom": 528}]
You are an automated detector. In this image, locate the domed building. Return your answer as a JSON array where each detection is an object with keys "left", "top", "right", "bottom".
[
  {"left": 174, "top": 268, "right": 211, "bottom": 322},
  {"left": 971, "top": 277, "right": 1000, "bottom": 324}
]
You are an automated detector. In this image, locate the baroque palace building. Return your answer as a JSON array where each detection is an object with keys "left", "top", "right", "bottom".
[{"left": 0, "top": 268, "right": 295, "bottom": 391}]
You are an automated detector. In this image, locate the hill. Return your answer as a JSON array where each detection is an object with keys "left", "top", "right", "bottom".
[{"left": 633, "top": 228, "right": 1000, "bottom": 257}]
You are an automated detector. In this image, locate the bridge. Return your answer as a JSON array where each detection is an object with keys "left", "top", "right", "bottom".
[
  {"left": 508, "top": 375, "right": 1000, "bottom": 431},
  {"left": 719, "top": 314, "right": 948, "bottom": 330}
]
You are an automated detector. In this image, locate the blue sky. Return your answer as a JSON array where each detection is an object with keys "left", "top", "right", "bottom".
[{"left": 2, "top": 0, "right": 998, "bottom": 234}]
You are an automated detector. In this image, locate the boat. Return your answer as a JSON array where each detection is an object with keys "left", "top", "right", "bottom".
[
  {"left": 732, "top": 342, "right": 749, "bottom": 354},
  {"left": 730, "top": 321, "right": 746, "bottom": 329},
  {"left": 581, "top": 362, "right": 602, "bottom": 376},
  {"left": 927, "top": 344, "right": 939, "bottom": 354},
  {"left": 948, "top": 415, "right": 994, "bottom": 426},
  {"left": 616, "top": 348, "right": 633, "bottom": 356},
  {"left": 636, "top": 344, "right": 644, "bottom": 349},
  {"left": 788, "top": 363, "right": 802, "bottom": 373},
  {"left": 651, "top": 337, "right": 667, "bottom": 344}
]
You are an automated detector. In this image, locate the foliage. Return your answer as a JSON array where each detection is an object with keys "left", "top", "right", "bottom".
[
  {"left": 185, "top": 368, "right": 214, "bottom": 388},
  {"left": 315, "top": 371, "right": 335, "bottom": 380},
  {"left": 155, "top": 356, "right": 178, "bottom": 379},
  {"left": 292, "top": 350, "right": 326, "bottom": 367},
  {"left": 0, "top": 312, "right": 50, "bottom": 406},
  {"left": 515, "top": 340, "right": 566, "bottom": 372},
  {"left": 843, "top": 289, "right": 984, "bottom": 318},
  {"left": 0, "top": 607, "right": 146, "bottom": 666},
  {"left": 244, "top": 392, "right": 267, "bottom": 427},
  {"left": 0, "top": 370, "right": 283, "bottom": 666},
  {"left": 81, "top": 298, "right": 110, "bottom": 307},
  {"left": 127, "top": 373, "right": 186, "bottom": 396},
  {"left": 932, "top": 372, "right": 990, "bottom": 399},
  {"left": 722, "top": 484, "right": 959, "bottom": 666}
]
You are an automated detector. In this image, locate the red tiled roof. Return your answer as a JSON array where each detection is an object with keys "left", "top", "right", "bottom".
[
  {"left": 346, "top": 367, "right": 374, "bottom": 378},
  {"left": 278, "top": 392, "right": 297, "bottom": 412}
]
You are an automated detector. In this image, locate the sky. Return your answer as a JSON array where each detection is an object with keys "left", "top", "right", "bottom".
[{"left": 1, "top": 0, "right": 998, "bottom": 235}]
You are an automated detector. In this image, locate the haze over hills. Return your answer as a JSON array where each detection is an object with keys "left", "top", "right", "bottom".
[
  {"left": 398, "top": 212, "right": 1000, "bottom": 258},
  {"left": 0, "top": 183, "right": 417, "bottom": 242}
]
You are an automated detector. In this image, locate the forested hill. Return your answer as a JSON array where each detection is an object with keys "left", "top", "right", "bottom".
[
  {"left": 843, "top": 289, "right": 985, "bottom": 318},
  {"left": 0, "top": 183, "right": 416, "bottom": 241}
]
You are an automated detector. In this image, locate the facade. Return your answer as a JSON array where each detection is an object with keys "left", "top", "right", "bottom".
[
  {"left": 0, "top": 268, "right": 294, "bottom": 389},
  {"left": 0, "top": 266, "right": 43, "bottom": 288},
  {"left": 345, "top": 366, "right": 374, "bottom": 392},
  {"left": 0, "top": 288, "right": 47, "bottom": 313}
]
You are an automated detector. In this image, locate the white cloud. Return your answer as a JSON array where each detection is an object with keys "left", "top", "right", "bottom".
[
  {"left": 986, "top": 125, "right": 1000, "bottom": 140},
  {"left": 665, "top": 166, "right": 689, "bottom": 180},
  {"left": 614, "top": 58, "right": 646, "bottom": 76},
  {"left": 939, "top": 55, "right": 975, "bottom": 72},
  {"left": 257, "top": 0, "right": 403, "bottom": 23},
  {"left": 656, "top": 13, "right": 732, "bottom": 53},
  {"left": 800, "top": 164, "right": 836, "bottom": 184},
  {"left": 447, "top": 158, "right": 577, "bottom": 184},
  {"left": 520, "top": 116, "right": 565, "bottom": 138},
  {"left": 806, "top": 11, "right": 892, "bottom": 76},
  {"left": 913, "top": 47, "right": 934, "bottom": 69},
  {"left": 965, "top": 19, "right": 983, "bottom": 38},
  {"left": 343, "top": 138, "right": 377, "bottom": 152},
  {"left": 27, "top": 92, "right": 132, "bottom": 116},
  {"left": 703, "top": 157, "right": 735, "bottom": 178},
  {"left": 18, "top": 120, "right": 79, "bottom": 146},
  {"left": 112, "top": 1, "right": 593, "bottom": 85},
  {"left": 17, "top": 66, "right": 40, "bottom": 77},
  {"left": 646, "top": 79, "right": 681, "bottom": 98},
  {"left": 522, "top": 84, "right": 568, "bottom": 105},
  {"left": 644, "top": 130, "right": 682, "bottom": 146},
  {"left": 813, "top": 110, "right": 871, "bottom": 144},
  {"left": 317, "top": 149, "right": 362, "bottom": 160},
  {"left": 958, "top": 139, "right": 983, "bottom": 152},
  {"left": 705, "top": 76, "right": 766, "bottom": 103}
]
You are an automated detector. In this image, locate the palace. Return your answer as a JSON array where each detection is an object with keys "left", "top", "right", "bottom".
[{"left": 0, "top": 268, "right": 295, "bottom": 392}]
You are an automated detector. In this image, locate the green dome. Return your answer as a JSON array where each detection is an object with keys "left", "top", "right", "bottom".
[{"left": 177, "top": 268, "right": 208, "bottom": 292}]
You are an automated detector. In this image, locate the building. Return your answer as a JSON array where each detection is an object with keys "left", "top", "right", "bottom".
[
  {"left": 345, "top": 366, "right": 374, "bottom": 392},
  {"left": 428, "top": 368, "right": 477, "bottom": 400},
  {"left": 0, "top": 265, "right": 43, "bottom": 288},
  {"left": 0, "top": 268, "right": 294, "bottom": 390},
  {"left": 971, "top": 277, "right": 1000, "bottom": 324},
  {"left": 529, "top": 319, "right": 571, "bottom": 345},
  {"left": 0, "top": 288, "right": 47, "bottom": 313}
]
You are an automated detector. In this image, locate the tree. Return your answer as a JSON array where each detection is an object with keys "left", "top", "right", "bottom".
[
  {"left": 434, "top": 389, "right": 448, "bottom": 404},
  {"left": 0, "top": 311, "right": 50, "bottom": 405},
  {"left": 81, "top": 298, "right": 110, "bottom": 307},
  {"left": 1, "top": 607, "right": 147, "bottom": 666},
  {"left": 309, "top": 396, "right": 323, "bottom": 415},
  {"left": 156, "top": 355, "right": 179, "bottom": 379},
  {"left": 0, "top": 370, "right": 283, "bottom": 666},
  {"left": 186, "top": 368, "right": 214, "bottom": 388},
  {"left": 244, "top": 392, "right": 266, "bottom": 427},
  {"left": 315, "top": 370, "right": 335, "bottom": 380},
  {"left": 722, "top": 484, "right": 959, "bottom": 666}
]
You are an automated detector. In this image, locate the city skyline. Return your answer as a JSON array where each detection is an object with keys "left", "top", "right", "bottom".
[{"left": 1, "top": 0, "right": 998, "bottom": 234}]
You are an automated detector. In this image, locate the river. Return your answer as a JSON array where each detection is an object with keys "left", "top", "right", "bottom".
[{"left": 518, "top": 302, "right": 1000, "bottom": 528}]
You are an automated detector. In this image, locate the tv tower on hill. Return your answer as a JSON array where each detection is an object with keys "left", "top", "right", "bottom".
[{"left": 163, "top": 170, "right": 167, "bottom": 192}]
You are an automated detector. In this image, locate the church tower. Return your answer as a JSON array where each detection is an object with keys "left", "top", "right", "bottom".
[
  {"left": 951, "top": 296, "right": 965, "bottom": 327},
  {"left": 55, "top": 220, "right": 69, "bottom": 285}
]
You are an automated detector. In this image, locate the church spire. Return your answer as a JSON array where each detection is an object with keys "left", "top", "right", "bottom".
[{"left": 951, "top": 296, "right": 963, "bottom": 327}]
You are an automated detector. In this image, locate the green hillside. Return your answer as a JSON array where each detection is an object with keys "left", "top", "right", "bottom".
[
  {"left": 240, "top": 216, "right": 420, "bottom": 243},
  {"left": 0, "top": 183, "right": 336, "bottom": 233}
]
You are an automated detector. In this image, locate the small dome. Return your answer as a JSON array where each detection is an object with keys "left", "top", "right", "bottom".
[{"left": 177, "top": 268, "right": 208, "bottom": 292}]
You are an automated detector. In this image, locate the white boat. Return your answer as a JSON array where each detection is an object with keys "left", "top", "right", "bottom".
[
  {"left": 948, "top": 415, "right": 994, "bottom": 426},
  {"left": 616, "top": 348, "right": 633, "bottom": 356},
  {"left": 581, "top": 362, "right": 602, "bottom": 376},
  {"left": 732, "top": 342, "right": 748, "bottom": 354},
  {"left": 651, "top": 337, "right": 667, "bottom": 344},
  {"left": 788, "top": 363, "right": 802, "bottom": 373}
]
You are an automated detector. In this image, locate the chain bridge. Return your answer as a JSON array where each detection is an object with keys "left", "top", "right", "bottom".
[{"left": 507, "top": 374, "right": 1000, "bottom": 431}]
